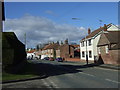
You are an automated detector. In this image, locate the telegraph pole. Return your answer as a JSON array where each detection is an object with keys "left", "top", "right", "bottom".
[{"left": 24, "top": 33, "right": 27, "bottom": 50}]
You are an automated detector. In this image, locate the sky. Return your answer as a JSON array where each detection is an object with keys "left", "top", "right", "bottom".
[{"left": 3, "top": 2, "right": 118, "bottom": 48}]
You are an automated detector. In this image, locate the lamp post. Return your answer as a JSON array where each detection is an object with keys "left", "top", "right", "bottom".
[
  {"left": 72, "top": 18, "right": 88, "bottom": 65},
  {"left": 85, "top": 36, "right": 88, "bottom": 65}
]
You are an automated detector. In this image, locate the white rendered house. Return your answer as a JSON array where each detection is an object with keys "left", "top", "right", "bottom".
[{"left": 80, "top": 23, "right": 120, "bottom": 61}]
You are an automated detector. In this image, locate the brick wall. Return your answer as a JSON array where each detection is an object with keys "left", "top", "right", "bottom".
[
  {"left": 60, "top": 44, "right": 74, "bottom": 58},
  {"left": 100, "top": 45, "right": 120, "bottom": 65}
]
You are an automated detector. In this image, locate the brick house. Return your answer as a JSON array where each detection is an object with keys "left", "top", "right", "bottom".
[
  {"left": 41, "top": 43, "right": 60, "bottom": 59},
  {"left": 59, "top": 39, "right": 75, "bottom": 60},
  {"left": 97, "top": 31, "right": 120, "bottom": 65},
  {"left": 80, "top": 23, "right": 120, "bottom": 62}
]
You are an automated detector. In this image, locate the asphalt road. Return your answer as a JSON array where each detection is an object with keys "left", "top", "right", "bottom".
[{"left": 2, "top": 60, "right": 119, "bottom": 88}]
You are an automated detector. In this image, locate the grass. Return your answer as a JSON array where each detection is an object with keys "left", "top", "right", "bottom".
[
  {"left": 2, "top": 72, "right": 36, "bottom": 81},
  {"left": 2, "top": 61, "right": 43, "bottom": 82}
]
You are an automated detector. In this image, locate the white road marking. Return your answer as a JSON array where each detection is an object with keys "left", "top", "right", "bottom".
[
  {"left": 41, "top": 79, "right": 51, "bottom": 88},
  {"left": 105, "top": 78, "right": 120, "bottom": 84},
  {"left": 94, "top": 67, "right": 119, "bottom": 71},
  {"left": 79, "top": 72, "right": 95, "bottom": 77},
  {"left": 42, "top": 78, "right": 59, "bottom": 88}
]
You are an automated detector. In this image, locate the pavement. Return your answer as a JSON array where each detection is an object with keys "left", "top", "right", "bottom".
[
  {"left": 65, "top": 60, "right": 120, "bottom": 70},
  {"left": 2, "top": 60, "right": 119, "bottom": 84}
]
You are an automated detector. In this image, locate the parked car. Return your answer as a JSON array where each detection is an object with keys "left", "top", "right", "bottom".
[
  {"left": 49, "top": 57, "right": 54, "bottom": 61},
  {"left": 43, "top": 57, "right": 49, "bottom": 60},
  {"left": 56, "top": 57, "right": 63, "bottom": 62}
]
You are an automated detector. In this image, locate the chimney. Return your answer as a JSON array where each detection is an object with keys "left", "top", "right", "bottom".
[
  {"left": 104, "top": 24, "right": 107, "bottom": 31},
  {"left": 64, "top": 38, "right": 68, "bottom": 44},
  {"left": 88, "top": 28, "right": 91, "bottom": 34}
]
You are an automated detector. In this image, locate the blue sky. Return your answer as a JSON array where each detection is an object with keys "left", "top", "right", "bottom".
[
  {"left": 4, "top": 2, "right": 118, "bottom": 48},
  {"left": 5, "top": 2, "right": 118, "bottom": 29}
]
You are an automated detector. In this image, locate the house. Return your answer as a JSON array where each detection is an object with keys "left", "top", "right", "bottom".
[
  {"left": 70, "top": 45, "right": 80, "bottom": 58},
  {"left": 26, "top": 49, "right": 40, "bottom": 59},
  {"left": 59, "top": 39, "right": 75, "bottom": 59},
  {"left": 41, "top": 42, "right": 60, "bottom": 59},
  {"left": 40, "top": 39, "right": 78, "bottom": 60},
  {"left": 97, "top": 31, "right": 120, "bottom": 65},
  {"left": 80, "top": 23, "right": 120, "bottom": 62}
]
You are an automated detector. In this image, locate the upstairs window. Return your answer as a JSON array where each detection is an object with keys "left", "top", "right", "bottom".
[
  {"left": 81, "top": 41, "right": 84, "bottom": 47},
  {"left": 88, "top": 39, "right": 91, "bottom": 46}
]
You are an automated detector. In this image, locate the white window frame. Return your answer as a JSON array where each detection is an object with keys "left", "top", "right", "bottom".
[{"left": 105, "top": 45, "right": 109, "bottom": 54}]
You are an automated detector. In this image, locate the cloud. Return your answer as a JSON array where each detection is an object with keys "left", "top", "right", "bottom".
[
  {"left": 45, "top": 10, "right": 58, "bottom": 17},
  {"left": 4, "top": 15, "right": 87, "bottom": 48}
]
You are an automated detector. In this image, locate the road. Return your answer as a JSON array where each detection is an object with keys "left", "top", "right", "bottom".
[{"left": 2, "top": 60, "right": 119, "bottom": 88}]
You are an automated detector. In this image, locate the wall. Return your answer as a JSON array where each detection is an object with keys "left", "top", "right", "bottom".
[
  {"left": 93, "top": 34, "right": 101, "bottom": 57},
  {"left": 80, "top": 33, "right": 101, "bottom": 61},
  {"left": 107, "top": 24, "right": 120, "bottom": 31},
  {"left": 99, "top": 45, "right": 120, "bottom": 65},
  {"left": 2, "top": 32, "right": 27, "bottom": 72},
  {"left": 60, "top": 44, "right": 74, "bottom": 59}
]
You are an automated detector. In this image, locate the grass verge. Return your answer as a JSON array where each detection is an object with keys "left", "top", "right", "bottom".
[{"left": 2, "top": 61, "right": 44, "bottom": 82}]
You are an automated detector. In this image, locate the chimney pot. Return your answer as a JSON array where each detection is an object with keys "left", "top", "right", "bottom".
[
  {"left": 104, "top": 24, "right": 107, "bottom": 31},
  {"left": 88, "top": 28, "right": 91, "bottom": 34}
]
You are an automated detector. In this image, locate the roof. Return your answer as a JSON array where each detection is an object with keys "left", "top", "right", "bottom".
[
  {"left": 112, "top": 42, "right": 120, "bottom": 49},
  {"left": 97, "top": 31, "right": 120, "bottom": 46},
  {"left": 43, "top": 43, "right": 60, "bottom": 50},
  {"left": 81, "top": 23, "right": 112, "bottom": 41},
  {"left": 70, "top": 45, "right": 80, "bottom": 48},
  {"left": 27, "top": 50, "right": 36, "bottom": 53}
]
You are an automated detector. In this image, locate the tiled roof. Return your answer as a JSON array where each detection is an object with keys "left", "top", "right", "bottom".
[
  {"left": 105, "top": 31, "right": 120, "bottom": 44},
  {"left": 112, "top": 42, "right": 120, "bottom": 49},
  {"left": 70, "top": 45, "right": 80, "bottom": 48},
  {"left": 27, "top": 50, "right": 36, "bottom": 53},
  {"left": 98, "top": 31, "right": 120, "bottom": 46},
  {"left": 43, "top": 43, "right": 60, "bottom": 50},
  {"left": 81, "top": 23, "right": 112, "bottom": 41}
]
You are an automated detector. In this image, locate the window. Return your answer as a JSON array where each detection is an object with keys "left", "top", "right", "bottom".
[
  {"left": 82, "top": 51, "right": 85, "bottom": 57},
  {"left": 81, "top": 41, "right": 84, "bottom": 47},
  {"left": 88, "top": 39, "right": 91, "bottom": 46},
  {"left": 106, "top": 46, "right": 109, "bottom": 54},
  {"left": 98, "top": 47, "right": 101, "bottom": 54},
  {"left": 89, "top": 51, "right": 92, "bottom": 58}
]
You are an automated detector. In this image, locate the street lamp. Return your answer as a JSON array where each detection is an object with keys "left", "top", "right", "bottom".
[
  {"left": 72, "top": 18, "right": 88, "bottom": 65},
  {"left": 85, "top": 36, "right": 88, "bottom": 65}
]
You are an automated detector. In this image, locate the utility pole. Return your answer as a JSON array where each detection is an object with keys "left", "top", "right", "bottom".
[
  {"left": 85, "top": 36, "right": 88, "bottom": 65},
  {"left": 24, "top": 33, "right": 27, "bottom": 50}
]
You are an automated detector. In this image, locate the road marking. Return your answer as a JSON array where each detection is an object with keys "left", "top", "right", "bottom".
[
  {"left": 79, "top": 72, "right": 95, "bottom": 77},
  {"left": 41, "top": 79, "right": 51, "bottom": 88},
  {"left": 42, "top": 78, "right": 59, "bottom": 88},
  {"left": 94, "top": 67, "right": 118, "bottom": 71},
  {"left": 105, "top": 79, "right": 120, "bottom": 84}
]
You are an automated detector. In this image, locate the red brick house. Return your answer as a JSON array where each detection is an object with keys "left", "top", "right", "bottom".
[
  {"left": 59, "top": 39, "right": 80, "bottom": 60},
  {"left": 97, "top": 31, "right": 120, "bottom": 65},
  {"left": 41, "top": 43, "right": 60, "bottom": 58}
]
